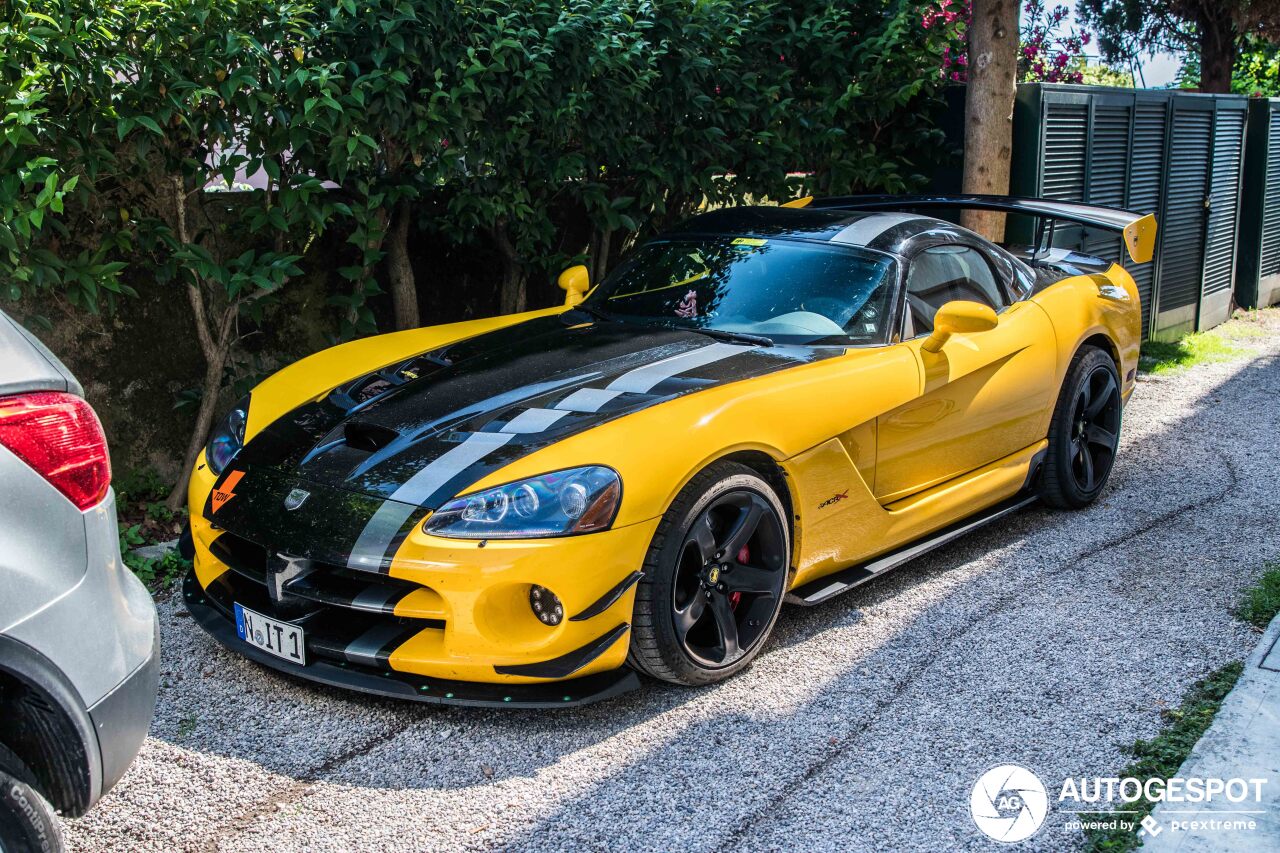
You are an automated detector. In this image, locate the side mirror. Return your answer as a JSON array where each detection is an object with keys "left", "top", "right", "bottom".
[
  {"left": 921, "top": 300, "right": 998, "bottom": 353},
  {"left": 558, "top": 265, "right": 590, "bottom": 307}
]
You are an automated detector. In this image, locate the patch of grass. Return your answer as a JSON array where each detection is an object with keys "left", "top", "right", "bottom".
[
  {"left": 1237, "top": 561, "right": 1280, "bottom": 630},
  {"left": 123, "top": 544, "right": 191, "bottom": 593},
  {"left": 1083, "top": 661, "right": 1244, "bottom": 852},
  {"left": 116, "top": 467, "right": 187, "bottom": 582},
  {"left": 176, "top": 714, "right": 198, "bottom": 739},
  {"left": 1139, "top": 331, "right": 1245, "bottom": 374},
  {"left": 1083, "top": 566, "right": 1280, "bottom": 850},
  {"left": 115, "top": 467, "right": 170, "bottom": 506}
]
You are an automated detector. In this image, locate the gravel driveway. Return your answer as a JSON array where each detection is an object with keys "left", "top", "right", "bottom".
[{"left": 66, "top": 311, "right": 1280, "bottom": 852}]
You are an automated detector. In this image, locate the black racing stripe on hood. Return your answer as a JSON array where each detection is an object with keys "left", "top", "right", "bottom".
[
  {"left": 203, "top": 465, "right": 431, "bottom": 570},
  {"left": 206, "top": 318, "right": 840, "bottom": 571}
]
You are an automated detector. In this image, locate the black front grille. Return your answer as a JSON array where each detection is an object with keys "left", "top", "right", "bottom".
[{"left": 205, "top": 531, "right": 442, "bottom": 668}]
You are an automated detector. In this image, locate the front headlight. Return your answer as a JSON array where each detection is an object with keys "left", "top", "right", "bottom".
[
  {"left": 423, "top": 465, "right": 621, "bottom": 539},
  {"left": 205, "top": 395, "right": 250, "bottom": 476}
]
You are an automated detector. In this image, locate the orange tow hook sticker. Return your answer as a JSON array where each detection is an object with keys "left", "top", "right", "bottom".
[{"left": 211, "top": 470, "right": 245, "bottom": 513}]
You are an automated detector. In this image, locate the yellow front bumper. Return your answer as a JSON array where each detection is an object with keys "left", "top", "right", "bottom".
[{"left": 189, "top": 461, "right": 658, "bottom": 685}]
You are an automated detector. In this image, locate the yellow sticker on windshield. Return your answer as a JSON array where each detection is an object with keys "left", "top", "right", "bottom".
[{"left": 731, "top": 237, "right": 767, "bottom": 247}]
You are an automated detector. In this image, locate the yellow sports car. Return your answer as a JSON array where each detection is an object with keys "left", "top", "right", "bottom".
[{"left": 182, "top": 195, "right": 1153, "bottom": 707}]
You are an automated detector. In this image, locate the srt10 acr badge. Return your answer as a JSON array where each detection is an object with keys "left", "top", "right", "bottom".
[{"left": 283, "top": 488, "right": 310, "bottom": 511}]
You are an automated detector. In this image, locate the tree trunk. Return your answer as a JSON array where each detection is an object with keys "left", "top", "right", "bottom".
[
  {"left": 1197, "top": 9, "right": 1237, "bottom": 93},
  {"left": 165, "top": 297, "right": 236, "bottom": 511},
  {"left": 491, "top": 223, "right": 526, "bottom": 315},
  {"left": 165, "top": 334, "right": 229, "bottom": 510},
  {"left": 961, "top": 0, "right": 1019, "bottom": 242},
  {"left": 386, "top": 198, "right": 419, "bottom": 330},
  {"left": 591, "top": 227, "right": 612, "bottom": 286}
]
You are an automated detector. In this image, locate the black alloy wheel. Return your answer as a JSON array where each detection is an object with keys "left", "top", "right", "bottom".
[
  {"left": 629, "top": 462, "right": 791, "bottom": 685},
  {"left": 1068, "top": 362, "right": 1121, "bottom": 493},
  {"left": 672, "top": 490, "right": 788, "bottom": 667},
  {"left": 1039, "top": 346, "right": 1123, "bottom": 508}
]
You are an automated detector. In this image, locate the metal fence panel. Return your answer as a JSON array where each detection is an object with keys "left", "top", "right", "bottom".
[
  {"left": 1008, "top": 84, "right": 1249, "bottom": 340},
  {"left": 1236, "top": 99, "right": 1280, "bottom": 309},
  {"left": 1200, "top": 102, "right": 1247, "bottom": 329},
  {"left": 1126, "top": 99, "right": 1167, "bottom": 336}
]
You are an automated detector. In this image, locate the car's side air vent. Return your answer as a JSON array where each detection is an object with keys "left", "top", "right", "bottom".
[{"left": 344, "top": 421, "right": 400, "bottom": 452}]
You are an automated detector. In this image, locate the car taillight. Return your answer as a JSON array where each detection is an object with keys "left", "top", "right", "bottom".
[{"left": 0, "top": 391, "right": 111, "bottom": 511}]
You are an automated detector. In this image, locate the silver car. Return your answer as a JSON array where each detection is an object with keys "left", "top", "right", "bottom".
[{"left": 0, "top": 309, "right": 159, "bottom": 851}]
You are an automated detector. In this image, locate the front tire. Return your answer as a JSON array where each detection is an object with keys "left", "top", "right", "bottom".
[
  {"left": 628, "top": 462, "right": 791, "bottom": 686},
  {"left": 1038, "top": 346, "right": 1122, "bottom": 509}
]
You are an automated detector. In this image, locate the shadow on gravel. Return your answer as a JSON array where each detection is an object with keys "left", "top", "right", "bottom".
[
  {"left": 476, "top": 353, "right": 1278, "bottom": 850},
  {"left": 146, "top": 353, "right": 1277, "bottom": 839}
]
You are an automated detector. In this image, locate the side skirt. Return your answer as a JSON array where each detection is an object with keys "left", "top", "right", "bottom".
[{"left": 784, "top": 493, "right": 1039, "bottom": 607}]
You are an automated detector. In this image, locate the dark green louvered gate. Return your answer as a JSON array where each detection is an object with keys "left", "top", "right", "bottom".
[
  {"left": 1236, "top": 98, "right": 1280, "bottom": 310},
  {"left": 1009, "top": 84, "right": 1249, "bottom": 341}
]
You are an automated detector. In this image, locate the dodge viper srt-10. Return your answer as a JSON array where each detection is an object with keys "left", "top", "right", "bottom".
[{"left": 183, "top": 194, "right": 1154, "bottom": 707}]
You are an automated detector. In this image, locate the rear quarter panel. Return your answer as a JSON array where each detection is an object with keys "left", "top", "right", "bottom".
[{"left": 1029, "top": 265, "right": 1143, "bottom": 417}]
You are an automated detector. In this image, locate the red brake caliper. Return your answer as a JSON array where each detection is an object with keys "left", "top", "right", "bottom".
[{"left": 730, "top": 544, "right": 749, "bottom": 609}]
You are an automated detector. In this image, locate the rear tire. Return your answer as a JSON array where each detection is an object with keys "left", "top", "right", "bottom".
[
  {"left": 1038, "top": 346, "right": 1122, "bottom": 509},
  {"left": 627, "top": 462, "right": 790, "bottom": 686},
  {"left": 0, "top": 767, "right": 64, "bottom": 853}
]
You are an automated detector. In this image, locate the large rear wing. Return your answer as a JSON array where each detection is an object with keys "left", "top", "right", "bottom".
[{"left": 793, "top": 194, "right": 1157, "bottom": 264}]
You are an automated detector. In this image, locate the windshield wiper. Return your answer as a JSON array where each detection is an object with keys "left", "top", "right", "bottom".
[
  {"left": 685, "top": 327, "right": 774, "bottom": 347},
  {"left": 560, "top": 303, "right": 612, "bottom": 325}
]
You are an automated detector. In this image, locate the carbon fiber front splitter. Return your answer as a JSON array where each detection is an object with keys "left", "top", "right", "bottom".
[{"left": 181, "top": 570, "right": 641, "bottom": 709}]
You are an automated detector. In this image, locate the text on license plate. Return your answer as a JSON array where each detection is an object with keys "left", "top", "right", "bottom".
[{"left": 235, "top": 602, "right": 306, "bottom": 665}]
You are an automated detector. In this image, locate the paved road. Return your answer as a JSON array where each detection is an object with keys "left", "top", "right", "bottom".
[{"left": 66, "top": 312, "right": 1280, "bottom": 852}]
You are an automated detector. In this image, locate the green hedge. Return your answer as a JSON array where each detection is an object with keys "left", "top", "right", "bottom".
[{"left": 0, "top": 0, "right": 961, "bottom": 497}]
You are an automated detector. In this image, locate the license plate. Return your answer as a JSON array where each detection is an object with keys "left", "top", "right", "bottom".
[{"left": 235, "top": 602, "right": 306, "bottom": 666}]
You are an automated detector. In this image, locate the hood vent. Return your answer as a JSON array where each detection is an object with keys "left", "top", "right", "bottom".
[{"left": 344, "top": 421, "right": 400, "bottom": 453}]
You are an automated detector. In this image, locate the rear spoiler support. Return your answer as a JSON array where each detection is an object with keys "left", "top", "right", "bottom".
[{"left": 798, "top": 194, "right": 1157, "bottom": 264}]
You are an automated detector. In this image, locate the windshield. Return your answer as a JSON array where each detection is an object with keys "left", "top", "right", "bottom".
[{"left": 585, "top": 237, "right": 899, "bottom": 345}]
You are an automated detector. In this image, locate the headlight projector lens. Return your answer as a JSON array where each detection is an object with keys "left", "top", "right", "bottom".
[
  {"left": 529, "top": 585, "right": 563, "bottom": 626},
  {"left": 423, "top": 465, "right": 621, "bottom": 539}
]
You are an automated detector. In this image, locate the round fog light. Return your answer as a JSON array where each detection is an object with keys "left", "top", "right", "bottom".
[{"left": 529, "top": 585, "right": 563, "bottom": 626}]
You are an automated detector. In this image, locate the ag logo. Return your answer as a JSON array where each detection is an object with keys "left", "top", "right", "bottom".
[
  {"left": 970, "top": 764, "right": 1048, "bottom": 843},
  {"left": 283, "top": 488, "right": 310, "bottom": 511}
]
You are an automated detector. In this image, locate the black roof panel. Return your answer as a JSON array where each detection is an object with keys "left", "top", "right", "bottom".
[{"left": 661, "top": 205, "right": 973, "bottom": 257}]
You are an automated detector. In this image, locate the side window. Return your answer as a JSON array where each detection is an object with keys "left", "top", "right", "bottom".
[{"left": 903, "top": 245, "right": 1007, "bottom": 336}]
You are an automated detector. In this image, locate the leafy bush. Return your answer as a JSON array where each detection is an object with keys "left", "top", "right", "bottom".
[{"left": 3, "top": 0, "right": 960, "bottom": 495}]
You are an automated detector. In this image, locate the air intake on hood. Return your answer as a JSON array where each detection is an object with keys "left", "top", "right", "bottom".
[{"left": 344, "top": 421, "right": 400, "bottom": 453}]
